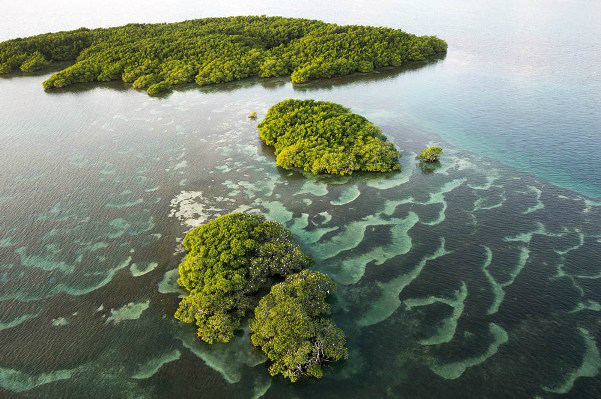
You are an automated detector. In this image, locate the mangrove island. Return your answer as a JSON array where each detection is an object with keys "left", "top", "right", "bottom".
[
  {"left": 0, "top": 16, "right": 447, "bottom": 95},
  {"left": 175, "top": 212, "right": 347, "bottom": 382},
  {"left": 258, "top": 98, "right": 401, "bottom": 175}
]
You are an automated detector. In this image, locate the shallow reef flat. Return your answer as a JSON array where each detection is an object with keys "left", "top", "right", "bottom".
[{"left": 0, "top": 76, "right": 599, "bottom": 398}]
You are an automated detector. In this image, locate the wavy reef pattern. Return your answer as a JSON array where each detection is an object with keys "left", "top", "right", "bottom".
[{"left": 0, "top": 56, "right": 600, "bottom": 399}]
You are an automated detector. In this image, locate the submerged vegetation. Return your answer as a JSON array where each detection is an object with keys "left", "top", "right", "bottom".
[
  {"left": 258, "top": 99, "right": 401, "bottom": 175},
  {"left": 417, "top": 146, "right": 443, "bottom": 162},
  {"left": 175, "top": 213, "right": 347, "bottom": 382},
  {"left": 0, "top": 16, "right": 447, "bottom": 95}
]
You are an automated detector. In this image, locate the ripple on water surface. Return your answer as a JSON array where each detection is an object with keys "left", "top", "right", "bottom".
[{"left": 1, "top": 75, "right": 600, "bottom": 399}]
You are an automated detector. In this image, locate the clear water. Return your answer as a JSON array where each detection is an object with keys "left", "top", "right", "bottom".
[{"left": 1, "top": 1, "right": 600, "bottom": 398}]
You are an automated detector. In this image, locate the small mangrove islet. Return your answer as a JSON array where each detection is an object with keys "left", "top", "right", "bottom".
[
  {"left": 0, "top": 16, "right": 447, "bottom": 95},
  {"left": 258, "top": 99, "right": 401, "bottom": 175},
  {"left": 175, "top": 212, "right": 347, "bottom": 382},
  {"left": 417, "top": 146, "right": 443, "bottom": 163}
]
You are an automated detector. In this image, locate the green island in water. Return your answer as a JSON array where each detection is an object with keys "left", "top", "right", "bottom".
[
  {"left": 175, "top": 213, "right": 347, "bottom": 382},
  {"left": 0, "top": 15, "right": 447, "bottom": 95},
  {"left": 258, "top": 99, "right": 401, "bottom": 175}
]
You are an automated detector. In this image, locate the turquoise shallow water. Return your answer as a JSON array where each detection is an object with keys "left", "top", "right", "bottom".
[{"left": 1, "top": 1, "right": 601, "bottom": 398}]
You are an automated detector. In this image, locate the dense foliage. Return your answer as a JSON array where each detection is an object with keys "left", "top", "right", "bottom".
[
  {"left": 250, "top": 270, "right": 348, "bottom": 382},
  {"left": 0, "top": 16, "right": 447, "bottom": 94},
  {"left": 258, "top": 99, "right": 401, "bottom": 175},
  {"left": 175, "top": 213, "right": 311, "bottom": 344},
  {"left": 417, "top": 146, "right": 443, "bottom": 162}
]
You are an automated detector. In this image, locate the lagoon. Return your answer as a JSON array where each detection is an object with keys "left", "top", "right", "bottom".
[{"left": 0, "top": 1, "right": 600, "bottom": 398}]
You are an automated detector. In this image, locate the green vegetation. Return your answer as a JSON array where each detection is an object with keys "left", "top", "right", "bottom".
[
  {"left": 417, "top": 146, "right": 443, "bottom": 162},
  {"left": 175, "top": 213, "right": 347, "bottom": 382},
  {"left": 19, "top": 51, "right": 50, "bottom": 72},
  {"left": 258, "top": 99, "right": 401, "bottom": 175},
  {"left": 175, "top": 213, "right": 311, "bottom": 344},
  {"left": 250, "top": 270, "right": 348, "bottom": 382},
  {"left": 0, "top": 16, "right": 447, "bottom": 95},
  {"left": 248, "top": 111, "right": 257, "bottom": 119}
]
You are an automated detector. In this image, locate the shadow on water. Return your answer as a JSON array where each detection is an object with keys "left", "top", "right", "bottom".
[
  {"left": 0, "top": 61, "right": 71, "bottom": 80},
  {"left": 42, "top": 75, "right": 289, "bottom": 99},
  {"left": 418, "top": 160, "right": 442, "bottom": 175},
  {"left": 188, "top": 76, "right": 289, "bottom": 94},
  {"left": 291, "top": 53, "right": 447, "bottom": 92},
  {"left": 3, "top": 52, "right": 446, "bottom": 98}
]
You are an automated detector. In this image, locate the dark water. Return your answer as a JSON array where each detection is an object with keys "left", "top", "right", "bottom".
[{"left": 1, "top": 1, "right": 600, "bottom": 398}]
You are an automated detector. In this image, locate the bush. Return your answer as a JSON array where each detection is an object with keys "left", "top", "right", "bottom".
[
  {"left": 417, "top": 146, "right": 443, "bottom": 162},
  {"left": 250, "top": 270, "right": 348, "bottom": 382},
  {"left": 19, "top": 51, "right": 50, "bottom": 72},
  {"left": 146, "top": 81, "right": 171, "bottom": 96}
]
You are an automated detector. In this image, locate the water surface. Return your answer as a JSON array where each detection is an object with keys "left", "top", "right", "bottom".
[{"left": 1, "top": 1, "right": 600, "bottom": 398}]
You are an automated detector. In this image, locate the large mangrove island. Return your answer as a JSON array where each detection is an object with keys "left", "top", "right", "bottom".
[{"left": 0, "top": 16, "right": 447, "bottom": 95}]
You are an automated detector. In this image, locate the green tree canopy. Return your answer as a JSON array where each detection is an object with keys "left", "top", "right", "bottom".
[
  {"left": 250, "top": 270, "right": 348, "bottom": 382},
  {"left": 0, "top": 16, "right": 447, "bottom": 95},
  {"left": 417, "top": 146, "right": 443, "bottom": 162},
  {"left": 258, "top": 99, "right": 401, "bottom": 175},
  {"left": 175, "top": 213, "right": 312, "bottom": 344}
]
